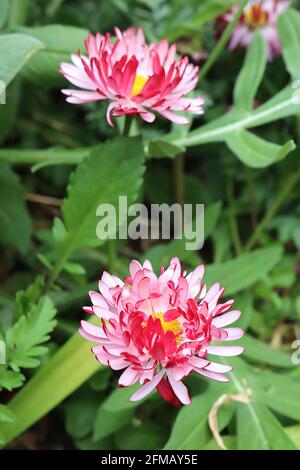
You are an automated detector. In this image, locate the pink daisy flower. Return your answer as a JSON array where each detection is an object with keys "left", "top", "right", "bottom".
[
  {"left": 220, "top": 0, "right": 290, "bottom": 61},
  {"left": 80, "top": 258, "right": 244, "bottom": 407},
  {"left": 60, "top": 27, "right": 205, "bottom": 126}
]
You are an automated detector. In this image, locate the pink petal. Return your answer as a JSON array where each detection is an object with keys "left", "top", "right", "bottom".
[
  {"left": 166, "top": 370, "right": 191, "bottom": 405},
  {"left": 130, "top": 369, "right": 165, "bottom": 401},
  {"left": 206, "top": 345, "right": 244, "bottom": 357},
  {"left": 212, "top": 310, "right": 241, "bottom": 328}
]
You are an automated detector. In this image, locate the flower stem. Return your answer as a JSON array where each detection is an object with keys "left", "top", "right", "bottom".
[
  {"left": 107, "top": 115, "right": 133, "bottom": 271},
  {"left": 200, "top": 0, "right": 248, "bottom": 81},
  {"left": 244, "top": 167, "right": 300, "bottom": 252},
  {"left": 227, "top": 177, "right": 242, "bottom": 256},
  {"left": 173, "top": 153, "right": 185, "bottom": 207},
  {"left": 123, "top": 114, "right": 133, "bottom": 137}
]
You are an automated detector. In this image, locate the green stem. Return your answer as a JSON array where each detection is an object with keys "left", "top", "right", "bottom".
[
  {"left": 227, "top": 177, "right": 242, "bottom": 256},
  {"left": 173, "top": 153, "right": 185, "bottom": 207},
  {"left": 245, "top": 167, "right": 257, "bottom": 230},
  {"left": 200, "top": 0, "right": 247, "bottom": 81},
  {"left": 123, "top": 115, "right": 133, "bottom": 137},
  {"left": 0, "top": 324, "right": 99, "bottom": 448},
  {"left": 107, "top": 115, "right": 133, "bottom": 271},
  {"left": 244, "top": 167, "right": 300, "bottom": 252},
  {"left": 0, "top": 148, "right": 90, "bottom": 166}
]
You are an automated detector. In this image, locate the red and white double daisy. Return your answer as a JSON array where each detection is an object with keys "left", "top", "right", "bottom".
[
  {"left": 60, "top": 27, "right": 204, "bottom": 126},
  {"left": 80, "top": 257, "right": 244, "bottom": 407},
  {"left": 219, "top": 0, "right": 290, "bottom": 61}
]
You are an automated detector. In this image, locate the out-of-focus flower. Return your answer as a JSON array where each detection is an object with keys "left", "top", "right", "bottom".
[
  {"left": 60, "top": 27, "right": 205, "bottom": 126},
  {"left": 219, "top": 0, "right": 290, "bottom": 61},
  {"left": 80, "top": 258, "right": 244, "bottom": 407}
]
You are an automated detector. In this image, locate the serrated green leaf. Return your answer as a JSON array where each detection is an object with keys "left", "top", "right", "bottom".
[
  {"left": 225, "top": 131, "right": 295, "bottom": 168},
  {"left": 6, "top": 296, "right": 57, "bottom": 371},
  {"left": 278, "top": 8, "right": 300, "bottom": 80},
  {"left": 62, "top": 136, "right": 145, "bottom": 252},
  {"left": 0, "top": 33, "right": 43, "bottom": 86},
  {"left": 52, "top": 217, "right": 67, "bottom": 243},
  {"left": 0, "top": 162, "right": 32, "bottom": 253},
  {"left": 0, "top": 366, "right": 24, "bottom": 391},
  {"left": 14, "top": 276, "right": 44, "bottom": 320},
  {"left": 0, "top": 405, "right": 15, "bottom": 424},
  {"left": 234, "top": 33, "right": 267, "bottom": 111}
]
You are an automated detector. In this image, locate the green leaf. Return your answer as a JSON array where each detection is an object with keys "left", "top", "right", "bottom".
[
  {"left": 102, "top": 383, "right": 144, "bottom": 412},
  {"left": 14, "top": 276, "right": 44, "bottom": 319},
  {"left": 256, "top": 372, "right": 300, "bottom": 420},
  {"left": 169, "top": 86, "right": 300, "bottom": 148},
  {"left": 148, "top": 139, "right": 183, "bottom": 158},
  {"left": 115, "top": 421, "right": 166, "bottom": 450},
  {"left": 217, "top": 357, "right": 297, "bottom": 450},
  {"left": 6, "top": 296, "right": 57, "bottom": 371},
  {"left": 64, "top": 262, "right": 86, "bottom": 275},
  {"left": 225, "top": 131, "right": 295, "bottom": 168},
  {"left": 62, "top": 136, "right": 145, "bottom": 252},
  {"left": 286, "top": 425, "right": 300, "bottom": 449},
  {"left": 205, "top": 246, "right": 282, "bottom": 295},
  {"left": 0, "top": 162, "right": 32, "bottom": 253},
  {"left": 0, "top": 405, "right": 15, "bottom": 424},
  {"left": 89, "top": 368, "right": 111, "bottom": 392},
  {"left": 203, "top": 436, "right": 236, "bottom": 450},
  {"left": 0, "top": 0, "right": 9, "bottom": 30},
  {"left": 234, "top": 33, "right": 267, "bottom": 111},
  {"left": 240, "top": 334, "right": 294, "bottom": 368},
  {"left": 16, "top": 25, "right": 88, "bottom": 87},
  {"left": 238, "top": 402, "right": 296, "bottom": 450},
  {"left": 93, "top": 407, "right": 132, "bottom": 442},
  {"left": 164, "top": 383, "right": 229, "bottom": 450},
  {"left": 0, "top": 367, "right": 24, "bottom": 391},
  {"left": 65, "top": 393, "right": 99, "bottom": 440},
  {"left": 236, "top": 401, "right": 268, "bottom": 450},
  {"left": 0, "top": 33, "right": 43, "bottom": 86},
  {"left": 278, "top": 8, "right": 300, "bottom": 80}
]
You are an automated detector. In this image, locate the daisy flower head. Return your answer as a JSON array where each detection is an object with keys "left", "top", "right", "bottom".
[
  {"left": 220, "top": 0, "right": 290, "bottom": 61},
  {"left": 80, "top": 258, "right": 244, "bottom": 407},
  {"left": 60, "top": 27, "right": 205, "bottom": 127}
]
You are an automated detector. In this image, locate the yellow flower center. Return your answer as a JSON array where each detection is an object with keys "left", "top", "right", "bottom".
[
  {"left": 131, "top": 74, "right": 148, "bottom": 96},
  {"left": 244, "top": 4, "right": 268, "bottom": 29},
  {"left": 151, "top": 312, "right": 182, "bottom": 337}
]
